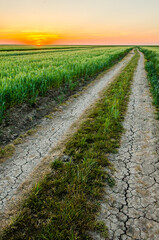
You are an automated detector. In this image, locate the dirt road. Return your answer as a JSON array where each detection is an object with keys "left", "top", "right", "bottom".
[
  {"left": 93, "top": 51, "right": 159, "bottom": 240},
  {"left": 0, "top": 51, "right": 134, "bottom": 220}
]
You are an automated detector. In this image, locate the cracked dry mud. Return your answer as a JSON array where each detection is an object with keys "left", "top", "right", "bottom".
[
  {"left": 0, "top": 51, "right": 134, "bottom": 219},
  {"left": 93, "top": 52, "right": 159, "bottom": 240}
]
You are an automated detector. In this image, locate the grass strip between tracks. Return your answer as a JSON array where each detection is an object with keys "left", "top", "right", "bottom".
[{"left": 1, "top": 51, "right": 139, "bottom": 240}]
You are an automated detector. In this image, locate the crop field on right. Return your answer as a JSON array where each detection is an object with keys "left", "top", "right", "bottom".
[{"left": 141, "top": 46, "right": 159, "bottom": 115}]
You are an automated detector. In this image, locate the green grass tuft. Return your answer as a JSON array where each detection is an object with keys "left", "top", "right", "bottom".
[{"left": 0, "top": 144, "right": 15, "bottom": 163}]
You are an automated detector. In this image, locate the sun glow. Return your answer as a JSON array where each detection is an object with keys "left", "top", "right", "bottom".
[{"left": 0, "top": 31, "right": 59, "bottom": 46}]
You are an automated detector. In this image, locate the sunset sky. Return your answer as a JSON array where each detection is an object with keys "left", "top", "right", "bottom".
[{"left": 0, "top": 0, "right": 159, "bottom": 45}]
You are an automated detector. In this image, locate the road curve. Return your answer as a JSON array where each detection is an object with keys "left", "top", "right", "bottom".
[{"left": 0, "top": 51, "right": 134, "bottom": 219}]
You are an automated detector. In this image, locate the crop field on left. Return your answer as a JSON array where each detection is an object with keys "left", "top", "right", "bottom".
[{"left": 0, "top": 46, "right": 130, "bottom": 122}]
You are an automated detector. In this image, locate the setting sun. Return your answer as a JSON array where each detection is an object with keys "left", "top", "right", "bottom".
[{"left": 0, "top": 32, "right": 59, "bottom": 46}]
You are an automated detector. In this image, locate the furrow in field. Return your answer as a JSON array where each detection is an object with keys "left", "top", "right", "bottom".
[
  {"left": 0, "top": 51, "right": 134, "bottom": 219},
  {"left": 93, "top": 51, "right": 159, "bottom": 240}
]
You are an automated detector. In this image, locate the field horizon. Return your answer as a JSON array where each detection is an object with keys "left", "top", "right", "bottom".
[{"left": 0, "top": 0, "right": 159, "bottom": 238}]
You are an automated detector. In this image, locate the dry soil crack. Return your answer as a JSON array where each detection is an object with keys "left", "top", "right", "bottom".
[{"left": 93, "top": 51, "right": 159, "bottom": 240}]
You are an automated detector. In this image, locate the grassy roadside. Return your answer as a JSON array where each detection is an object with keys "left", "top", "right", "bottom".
[
  {"left": 140, "top": 48, "right": 159, "bottom": 118},
  {"left": 0, "top": 51, "right": 139, "bottom": 240}
]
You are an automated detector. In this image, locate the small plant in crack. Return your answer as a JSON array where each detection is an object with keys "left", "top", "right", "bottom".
[{"left": 106, "top": 173, "right": 116, "bottom": 187}]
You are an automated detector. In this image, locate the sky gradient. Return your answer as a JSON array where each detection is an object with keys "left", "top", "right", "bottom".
[{"left": 0, "top": 0, "right": 159, "bottom": 45}]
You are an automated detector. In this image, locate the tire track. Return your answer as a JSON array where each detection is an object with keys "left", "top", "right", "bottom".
[{"left": 93, "top": 51, "right": 159, "bottom": 239}]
